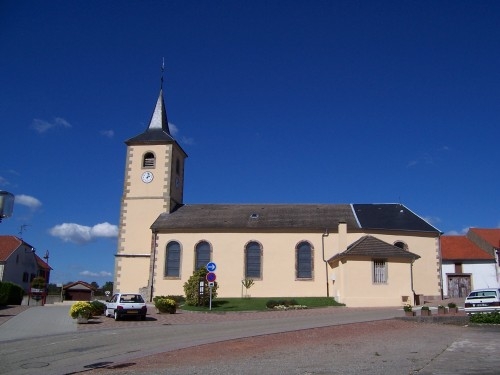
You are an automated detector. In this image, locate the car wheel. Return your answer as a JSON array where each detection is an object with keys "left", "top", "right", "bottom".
[
  {"left": 140, "top": 315, "right": 146, "bottom": 321},
  {"left": 114, "top": 311, "right": 120, "bottom": 321}
]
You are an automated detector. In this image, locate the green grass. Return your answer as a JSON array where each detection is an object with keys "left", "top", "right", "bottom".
[{"left": 180, "top": 297, "right": 344, "bottom": 312}]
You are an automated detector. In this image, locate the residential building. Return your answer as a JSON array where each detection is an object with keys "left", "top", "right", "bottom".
[
  {"left": 441, "top": 229, "right": 499, "bottom": 298},
  {"left": 0, "top": 235, "right": 52, "bottom": 292}
]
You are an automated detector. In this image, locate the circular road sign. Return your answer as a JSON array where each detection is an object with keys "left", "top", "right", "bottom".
[
  {"left": 206, "top": 262, "right": 217, "bottom": 272},
  {"left": 206, "top": 272, "right": 216, "bottom": 283}
]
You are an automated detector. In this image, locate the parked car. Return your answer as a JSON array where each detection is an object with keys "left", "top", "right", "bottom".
[
  {"left": 105, "top": 293, "right": 147, "bottom": 321},
  {"left": 464, "top": 288, "right": 500, "bottom": 314}
]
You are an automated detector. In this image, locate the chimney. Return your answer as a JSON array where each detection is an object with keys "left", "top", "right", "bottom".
[{"left": 338, "top": 221, "right": 347, "bottom": 252}]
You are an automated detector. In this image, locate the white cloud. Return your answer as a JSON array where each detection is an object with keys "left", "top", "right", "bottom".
[
  {"left": 15, "top": 194, "right": 42, "bottom": 209},
  {"left": 49, "top": 222, "right": 118, "bottom": 244},
  {"left": 100, "top": 130, "right": 114, "bottom": 138},
  {"left": 80, "top": 270, "right": 112, "bottom": 278},
  {"left": 168, "top": 122, "right": 195, "bottom": 145},
  {"left": 168, "top": 122, "right": 178, "bottom": 136},
  {"left": 32, "top": 117, "right": 72, "bottom": 133},
  {"left": 181, "top": 136, "right": 195, "bottom": 145}
]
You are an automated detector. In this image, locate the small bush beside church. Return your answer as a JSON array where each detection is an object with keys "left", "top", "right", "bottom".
[{"left": 153, "top": 296, "right": 177, "bottom": 314}]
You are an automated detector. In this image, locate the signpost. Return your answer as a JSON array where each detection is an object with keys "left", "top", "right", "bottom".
[
  {"left": 206, "top": 261, "right": 217, "bottom": 272},
  {"left": 206, "top": 262, "right": 217, "bottom": 310}
]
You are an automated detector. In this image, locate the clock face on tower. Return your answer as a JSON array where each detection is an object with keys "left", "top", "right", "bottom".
[{"left": 141, "top": 171, "right": 154, "bottom": 183}]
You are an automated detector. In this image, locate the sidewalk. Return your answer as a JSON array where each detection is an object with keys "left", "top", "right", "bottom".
[{"left": 0, "top": 304, "right": 76, "bottom": 341}]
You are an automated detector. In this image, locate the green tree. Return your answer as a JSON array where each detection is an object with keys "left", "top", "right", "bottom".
[{"left": 183, "top": 268, "right": 218, "bottom": 306}]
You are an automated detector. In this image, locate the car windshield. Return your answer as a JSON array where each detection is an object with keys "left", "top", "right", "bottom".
[
  {"left": 467, "top": 291, "right": 497, "bottom": 299},
  {"left": 120, "top": 294, "right": 144, "bottom": 303}
]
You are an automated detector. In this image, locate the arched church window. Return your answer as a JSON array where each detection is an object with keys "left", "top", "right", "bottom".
[
  {"left": 143, "top": 152, "right": 156, "bottom": 168},
  {"left": 195, "top": 241, "right": 211, "bottom": 270},
  {"left": 245, "top": 241, "right": 262, "bottom": 279},
  {"left": 165, "top": 241, "right": 181, "bottom": 277},
  {"left": 296, "top": 241, "right": 313, "bottom": 279},
  {"left": 394, "top": 241, "right": 409, "bottom": 251}
]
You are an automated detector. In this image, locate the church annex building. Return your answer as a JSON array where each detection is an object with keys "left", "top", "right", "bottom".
[{"left": 114, "top": 85, "right": 442, "bottom": 308}]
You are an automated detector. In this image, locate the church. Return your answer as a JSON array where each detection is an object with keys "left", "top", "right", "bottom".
[{"left": 113, "top": 83, "right": 442, "bottom": 307}]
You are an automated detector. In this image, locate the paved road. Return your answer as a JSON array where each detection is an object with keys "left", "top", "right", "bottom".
[{"left": 0, "top": 304, "right": 499, "bottom": 375}]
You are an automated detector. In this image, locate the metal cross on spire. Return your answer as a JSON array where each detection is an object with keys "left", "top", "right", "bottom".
[{"left": 160, "top": 57, "right": 165, "bottom": 89}]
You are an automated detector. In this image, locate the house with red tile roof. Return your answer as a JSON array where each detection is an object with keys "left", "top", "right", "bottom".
[
  {"left": 0, "top": 235, "right": 52, "bottom": 293},
  {"left": 441, "top": 229, "right": 499, "bottom": 298}
]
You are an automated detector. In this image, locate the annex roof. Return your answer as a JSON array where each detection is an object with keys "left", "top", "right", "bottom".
[
  {"left": 327, "top": 235, "right": 420, "bottom": 264},
  {"left": 441, "top": 236, "right": 495, "bottom": 261},
  {"left": 352, "top": 204, "right": 440, "bottom": 233}
]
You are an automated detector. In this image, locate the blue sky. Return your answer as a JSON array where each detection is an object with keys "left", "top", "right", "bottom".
[{"left": 1, "top": 1, "right": 499, "bottom": 285}]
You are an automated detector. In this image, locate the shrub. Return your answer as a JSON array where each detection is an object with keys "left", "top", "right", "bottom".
[
  {"left": 266, "top": 300, "right": 279, "bottom": 309},
  {"left": 154, "top": 297, "right": 177, "bottom": 314},
  {"left": 90, "top": 300, "right": 106, "bottom": 316},
  {"left": 421, "top": 305, "right": 430, "bottom": 310},
  {"left": 448, "top": 302, "right": 457, "bottom": 308},
  {"left": 69, "top": 302, "right": 93, "bottom": 319},
  {"left": 0, "top": 282, "right": 24, "bottom": 305},
  {"left": 266, "top": 299, "right": 303, "bottom": 309},
  {"left": 469, "top": 311, "right": 500, "bottom": 324},
  {"left": 183, "top": 268, "right": 219, "bottom": 306},
  {"left": 165, "top": 295, "right": 185, "bottom": 305},
  {"left": 31, "top": 277, "right": 46, "bottom": 290}
]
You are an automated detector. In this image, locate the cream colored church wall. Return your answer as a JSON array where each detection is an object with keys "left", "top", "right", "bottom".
[
  {"left": 152, "top": 231, "right": 340, "bottom": 298},
  {"left": 330, "top": 259, "right": 414, "bottom": 307},
  {"left": 150, "top": 231, "right": 441, "bottom": 302},
  {"left": 363, "top": 233, "right": 441, "bottom": 298}
]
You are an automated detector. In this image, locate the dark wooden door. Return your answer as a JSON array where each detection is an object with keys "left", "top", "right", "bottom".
[{"left": 447, "top": 275, "right": 471, "bottom": 298}]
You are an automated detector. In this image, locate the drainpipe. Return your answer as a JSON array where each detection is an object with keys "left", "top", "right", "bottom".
[
  {"left": 410, "top": 259, "right": 415, "bottom": 299},
  {"left": 149, "top": 231, "right": 158, "bottom": 302},
  {"left": 438, "top": 233, "right": 444, "bottom": 300},
  {"left": 322, "top": 229, "right": 329, "bottom": 297}
]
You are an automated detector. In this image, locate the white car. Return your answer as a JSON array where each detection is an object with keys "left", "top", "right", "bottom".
[
  {"left": 464, "top": 288, "right": 500, "bottom": 314},
  {"left": 105, "top": 293, "right": 147, "bottom": 321}
]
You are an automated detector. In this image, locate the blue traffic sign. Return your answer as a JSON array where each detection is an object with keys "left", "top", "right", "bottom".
[
  {"left": 206, "top": 272, "right": 216, "bottom": 282},
  {"left": 206, "top": 262, "right": 217, "bottom": 272}
]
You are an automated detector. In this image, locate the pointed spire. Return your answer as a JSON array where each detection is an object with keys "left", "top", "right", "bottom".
[
  {"left": 125, "top": 61, "right": 180, "bottom": 145},
  {"left": 147, "top": 89, "right": 170, "bottom": 134}
]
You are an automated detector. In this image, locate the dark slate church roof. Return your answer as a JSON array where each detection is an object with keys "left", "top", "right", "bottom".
[
  {"left": 352, "top": 204, "right": 440, "bottom": 233},
  {"left": 151, "top": 203, "right": 440, "bottom": 233},
  {"left": 327, "top": 235, "right": 421, "bottom": 263}
]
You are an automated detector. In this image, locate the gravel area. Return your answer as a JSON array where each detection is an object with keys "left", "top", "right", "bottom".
[{"left": 88, "top": 319, "right": 468, "bottom": 375}]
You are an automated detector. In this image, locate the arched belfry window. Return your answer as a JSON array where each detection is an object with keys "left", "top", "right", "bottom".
[
  {"left": 195, "top": 241, "right": 212, "bottom": 270},
  {"left": 245, "top": 241, "right": 262, "bottom": 279},
  {"left": 296, "top": 241, "right": 313, "bottom": 279},
  {"left": 165, "top": 241, "right": 181, "bottom": 277},
  {"left": 143, "top": 152, "right": 156, "bottom": 168},
  {"left": 394, "top": 241, "right": 409, "bottom": 251}
]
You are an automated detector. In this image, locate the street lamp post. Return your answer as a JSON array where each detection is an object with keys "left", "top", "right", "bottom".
[{"left": 0, "top": 191, "right": 15, "bottom": 223}]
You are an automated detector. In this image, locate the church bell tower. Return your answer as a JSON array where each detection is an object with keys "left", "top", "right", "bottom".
[{"left": 114, "top": 79, "right": 187, "bottom": 294}]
